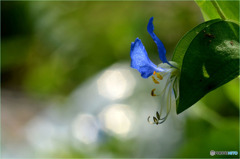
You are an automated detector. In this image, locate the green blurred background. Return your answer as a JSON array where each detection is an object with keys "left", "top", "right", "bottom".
[{"left": 1, "top": 1, "right": 239, "bottom": 158}]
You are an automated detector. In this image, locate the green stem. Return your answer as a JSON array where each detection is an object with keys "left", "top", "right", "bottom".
[{"left": 211, "top": 0, "right": 226, "bottom": 20}]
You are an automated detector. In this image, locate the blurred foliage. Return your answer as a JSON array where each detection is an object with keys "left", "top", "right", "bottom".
[
  {"left": 176, "top": 78, "right": 239, "bottom": 158},
  {"left": 1, "top": 1, "right": 201, "bottom": 97},
  {"left": 177, "top": 117, "right": 238, "bottom": 158},
  {"left": 1, "top": 1, "right": 239, "bottom": 158}
]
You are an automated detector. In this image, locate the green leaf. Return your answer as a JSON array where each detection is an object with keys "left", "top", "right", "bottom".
[
  {"left": 173, "top": 19, "right": 221, "bottom": 68},
  {"left": 217, "top": 1, "right": 239, "bottom": 22},
  {"left": 172, "top": 20, "right": 239, "bottom": 114},
  {"left": 195, "top": 0, "right": 239, "bottom": 22}
]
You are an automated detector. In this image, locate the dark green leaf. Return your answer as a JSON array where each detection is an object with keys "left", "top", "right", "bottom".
[
  {"left": 173, "top": 19, "right": 221, "bottom": 68},
  {"left": 173, "top": 21, "right": 239, "bottom": 114}
]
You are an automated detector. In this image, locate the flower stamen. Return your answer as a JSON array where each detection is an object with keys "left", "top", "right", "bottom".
[
  {"left": 153, "top": 117, "right": 159, "bottom": 125},
  {"left": 147, "top": 110, "right": 167, "bottom": 125},
  {"left": 156, "top": 73, "right": 163, "bottom": 80},
  {"left": 151, "top": 76, "right": 159, "bottom": 84},
  {"left": 151, "top": 88, "right": 157, "bottom": 96},
  {"left": 156, "top": 111, "right": 160, "bottom": 120},
  {"left": 147, "top": 116, "right": 154, "bottom": 124}
]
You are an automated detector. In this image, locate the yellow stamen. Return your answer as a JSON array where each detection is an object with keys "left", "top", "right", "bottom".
[
  {"left": 151, "top": 88, "right": 157, "bottom": 96},
  {"left": 156, "top": 73, "right": 163, "bottom": 80},
  {"left": 151, "top": 76, "right": 159, "bottom": 84},
  {"left": 153, "top": 71, "right": 156, "bottom": 75}
]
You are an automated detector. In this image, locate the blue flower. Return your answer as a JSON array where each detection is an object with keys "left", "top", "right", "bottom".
[
  {"left": 130, "top": 17, "right": 175, "bottom": 78},
  {"left": 130, "top": 38, "right": 165, "bottom": 78},
  {"left": 130, "top": 17, "right": 180, "bottom": 125}
]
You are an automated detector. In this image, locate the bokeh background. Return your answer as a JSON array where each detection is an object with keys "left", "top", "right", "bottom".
[{"left": 1, "top": 1, "right": 239, "bottom": 158}]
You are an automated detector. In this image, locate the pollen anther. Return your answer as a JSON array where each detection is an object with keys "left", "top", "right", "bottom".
[
  {"left": 156, "top": 111, "right": 160, "bottom": 120},
  {"left": 151, "top": 88, "right": 157, "bottom": 96},
  {"left": 153, "top": 117, "right": 159, "bottom": 125},
  {"left": 151, "top": 76, "right": 159, "bottom": 84},
  {"left": 156, "top": 73, "right": 163, "bottom": 80}
]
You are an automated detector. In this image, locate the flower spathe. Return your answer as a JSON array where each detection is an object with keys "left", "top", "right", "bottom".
[{"left": 130, "top": 17, "right": 180, "bottom": 125}]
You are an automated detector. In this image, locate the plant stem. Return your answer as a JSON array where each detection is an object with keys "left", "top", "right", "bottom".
[{"left": 211, "top": 0, "right": 226, "bottom": 20}]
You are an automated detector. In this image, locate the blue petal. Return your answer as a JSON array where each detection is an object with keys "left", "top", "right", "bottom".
[
  {"left": 147, "top": 17, "right": 170, "bottom": 64},
  {"left": 130, "top": 38, "right": 165, "bottom": 78}
]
